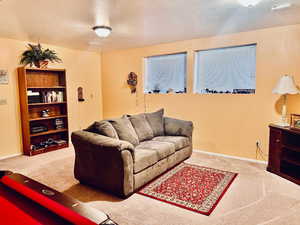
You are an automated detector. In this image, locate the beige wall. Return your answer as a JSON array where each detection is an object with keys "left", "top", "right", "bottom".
[
  {"left": 102, "top": 24, "right": 300, "bottom": 161},
  {"left": 0, "top": 37, "right": 102, "bottom": 158}
]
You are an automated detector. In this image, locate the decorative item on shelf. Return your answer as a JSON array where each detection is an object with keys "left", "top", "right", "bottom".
[
  {"left": 20, "top": 43, "right": 62, "bottom": 68},
  {"left": 30, "top": 124, "right": 48, "bottom": 134},
  {"left": 54, "top": 139, "right": 67, "bottom": 146},
  {"left": 77, "top": 87, "right": 85, "bottom": 101},
  {"left": 127, "top": 72, "right": 138, "bottom": 93},
  {"left": 290, "top": 114, "right": 300, "bottom": 131},
  {"left": 273, "top": 75, "right": 299, "bottom": 127},
  {"left": 153, "top": 84, "right": 161, "bottom": 93},
  {"left": 166, "top": 88, "right": 174, "bottom": 93},
  {"left": 41, "top": 91, "right": 63, "bottom": 103},
  {"left": 54, "top": 118, "right": 64, "bottom": 129},
  {"left": 30, "top": 138, "right": 66, "bottom": 151},
  {"left": 41, "top": 109, "right": 50, "bottom": 118},
  {"left": 57, "top": 91, "right": 64, "bottom": 102}
]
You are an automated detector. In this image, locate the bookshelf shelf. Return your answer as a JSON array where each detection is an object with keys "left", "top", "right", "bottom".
[
  {"left": 27, "top": 86, "right": 66, "bottom": 89},
  {"left": 29, "top": 115, "right": 67, "bottom": 122},
  {"left": 30, "top": 129, "right": 68, "bottom": 137},
  {"left": 18, "top": 67, "right": 69, "bottom": 156},
  {"left": 29, "top": 102, "right": 67, "bottom": 106}
]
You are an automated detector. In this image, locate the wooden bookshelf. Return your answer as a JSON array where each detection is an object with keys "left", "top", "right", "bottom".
[{"left": 18, "top": 67, "right": 69, "bottom": 156}]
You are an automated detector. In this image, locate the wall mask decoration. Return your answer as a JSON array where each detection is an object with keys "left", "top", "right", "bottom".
[
  {"left": 127, "top": 72, "right": 138, "bottom": 93},
  {"left": 77, "top": 87, "right": 85, "bottom": 102}
]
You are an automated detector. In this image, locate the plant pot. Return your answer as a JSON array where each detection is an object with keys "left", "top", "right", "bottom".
[
  {"left": 40, "top": 60, "right": 49, "bottom": 68},
  {"left": 34, "top": 60, "right": 48, "bottom": 68}
]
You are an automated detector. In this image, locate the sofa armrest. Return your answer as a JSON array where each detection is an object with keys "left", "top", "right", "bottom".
[
  {"left": 164, "top": 117, "right": 193, "bottom": 138},
  {"left": 71, "top": 131, "right": 134, "bottom": 198},
  {"left": 71, "top": 130, "right": 134, "bottom": 153}
]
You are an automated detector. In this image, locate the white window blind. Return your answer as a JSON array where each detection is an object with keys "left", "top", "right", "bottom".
[
  {"left": 194, "top": 44, "right": 256, "bottom": 94},
  {"left": 144, "top": 53, "right": 187, "bottom": 94}
]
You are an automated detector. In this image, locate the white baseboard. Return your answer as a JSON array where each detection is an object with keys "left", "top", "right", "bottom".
[
  {"left": 0, "top": 153, "right": 22, "bottom": 161},
  {"left": 193, "top": 149, "right": 267, "bottom": 164}
]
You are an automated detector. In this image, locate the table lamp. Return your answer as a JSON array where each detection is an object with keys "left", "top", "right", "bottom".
[{"left": 273, "top": 75, "right": 299, "bottom": 127}]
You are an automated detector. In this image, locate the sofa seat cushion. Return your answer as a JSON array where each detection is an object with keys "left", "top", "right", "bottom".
[
  {"left": 136, "top": 141, "right": 175, "bottom": 160},
  {"left": 133, "top": 149, "right": 158, "bottom": 173},
  {"left": 152, "top": 136, "right": 190, "bottom": 150}
]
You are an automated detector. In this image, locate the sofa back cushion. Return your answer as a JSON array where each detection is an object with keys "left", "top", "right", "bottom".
[
  {"left": 85, "top": 121, "right": 119, "bottom": 139},
  {"left": 109, "top": 115, "right": 139, "bottom": 146},
  {"left": 129, "top": 113, "right": 154, "bottom": 142},
  {"left": 145, "top": 108, "right": 164, "bottom": 137},
  {"left": 164, "top": 117, "right": 193, "bottom": 138}
]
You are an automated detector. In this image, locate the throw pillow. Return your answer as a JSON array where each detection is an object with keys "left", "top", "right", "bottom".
[
  {"left": 145, "top": 108, "right": 164, "bottom": 136},
  {"left": 129, "top": 113, "right": 154, "bottom": 142},
  {"left": 109, "top": 115, "right": 139, "bottom": 146},
  {"left": 164, "top": 117, "right": 193, "bottom": 137},
  {"left": 85, "top": 121, "right": 119, "bottom": 139}
]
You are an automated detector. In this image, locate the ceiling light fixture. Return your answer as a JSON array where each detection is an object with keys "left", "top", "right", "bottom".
[
  {"left": 238, "top": 0, "right": 262, "bottom": 7},
  {"left": 92, "top": 26, "right": 112, "bottom": 38}
]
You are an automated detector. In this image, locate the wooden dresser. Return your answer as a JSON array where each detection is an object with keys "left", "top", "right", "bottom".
[{"left": 268, "top": 124, "right": 300, "bottom": 185}]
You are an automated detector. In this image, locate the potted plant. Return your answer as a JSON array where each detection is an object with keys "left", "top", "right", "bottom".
[{"left": 20, "top": 43, "right": 62, "bottom": 68}]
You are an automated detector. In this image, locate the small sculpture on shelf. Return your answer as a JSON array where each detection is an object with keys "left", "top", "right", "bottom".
[
  {"left": 153, "top": 84, "right": 161, "bottom": 93},
  {"left": 41, "top": 109, "right": 50, "bottom": 118}
]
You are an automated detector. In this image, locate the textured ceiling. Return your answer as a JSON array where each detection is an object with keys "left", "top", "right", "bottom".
[{"left": 0, "top": 0, "right": 299, "bottom": 51}]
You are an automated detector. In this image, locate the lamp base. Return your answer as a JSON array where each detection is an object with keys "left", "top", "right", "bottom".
[{"left": 274, "top": 121, "right": 290, "bottom": 127}]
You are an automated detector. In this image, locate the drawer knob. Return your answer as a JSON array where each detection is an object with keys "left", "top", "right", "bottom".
[{"left": 276, "top": 139, "right": 280, "bottom": 143}]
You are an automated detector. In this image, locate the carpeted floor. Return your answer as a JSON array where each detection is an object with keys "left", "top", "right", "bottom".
[{"left": 1, "top": 148, "right": 300, "bottom": 225}]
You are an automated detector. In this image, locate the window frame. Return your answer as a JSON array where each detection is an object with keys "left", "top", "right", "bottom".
[
  {"left": 193, "top": 43, "right": 257, "bottom": 94},
  {"left": 143, "top": 51, "right": 188, "bottom": 94}
]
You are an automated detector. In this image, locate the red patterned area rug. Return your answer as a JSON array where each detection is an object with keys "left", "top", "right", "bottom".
[{"left": 137, "top": 163, "right": 238, "bottom": 216}]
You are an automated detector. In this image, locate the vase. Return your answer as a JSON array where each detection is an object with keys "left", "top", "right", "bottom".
[{"left": 34, "top": 60, "right": 48, "bottom": 68}]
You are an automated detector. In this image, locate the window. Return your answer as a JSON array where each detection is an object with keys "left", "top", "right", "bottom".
[
  {"left": 144, "top": 53, "right": 187, "bottom": 94},
  {"left": 194, "top": 44, "right": 256, "bottom": 94}
]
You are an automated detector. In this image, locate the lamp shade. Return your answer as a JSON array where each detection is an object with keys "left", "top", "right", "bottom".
[{"left": 273, "top": 75, "right": 299, "bottom": 95}]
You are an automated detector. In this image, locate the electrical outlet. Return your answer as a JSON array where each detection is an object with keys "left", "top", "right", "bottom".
[{"left": 0, "top": 99, "right": 7, "bottom": 105}]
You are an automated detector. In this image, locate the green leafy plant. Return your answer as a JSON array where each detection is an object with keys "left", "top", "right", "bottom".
[{"left": 20, "top": 43, "right": 62, "bottom": 68}]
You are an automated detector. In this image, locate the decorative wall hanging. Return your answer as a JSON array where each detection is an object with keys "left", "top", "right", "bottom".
[
  {"left": 0, "top": 70, "right": 8, "bottom": 84},
  {"left": 127, "top": 72, "right": 138, "bottom": 93},
  {"left": 77, "top": 87, "right": 85, "bottom": 102}
]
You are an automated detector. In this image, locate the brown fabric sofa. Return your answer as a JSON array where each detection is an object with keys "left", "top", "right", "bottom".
[{"left": 71, "top": 109, "right": 193, "bottom": 198}]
